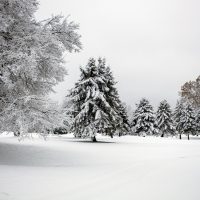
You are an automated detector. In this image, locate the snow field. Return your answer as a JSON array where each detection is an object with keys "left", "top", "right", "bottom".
[{"left": 0, "top": 134, "right": 200, "bottom": 200}]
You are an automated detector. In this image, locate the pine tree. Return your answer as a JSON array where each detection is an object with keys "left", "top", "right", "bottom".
[
  {"left": 124, "top": 104, "right": 134, "bottom": 124},
  {"left": 132, "top": 98, "right": 155, "bottom": 136},
  {"left": 61, "top": 96, "right": 74, "bottom": 133},
  {"left": 180, "top": 103, "right": 196, "bottom": 140},
  {"left": 173, "top": 100, "right": 185, "bottom": 139},
  {"left": 131, "top": 105, "right": 141, "bottom": 134},
  {"left": 155, "top": 100, "right": 174, "bottom": 137},
  {"left": 68, "top": 58, "right": 127, "bottom": 141},
  {"left": 117, "top": 102, "right": 130, "bottom": 136}
]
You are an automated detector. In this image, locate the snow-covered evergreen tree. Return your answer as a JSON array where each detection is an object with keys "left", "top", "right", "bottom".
[
  {"left": 179, "top": 103, "right": 196, "bottom": 140},
  {"left": 117, "top": 102, "right": 130, "bottom": 136},
  {"left": 173, "top": 100, "right": 185, "bottom": 139},
  {"left": 61, "top": 95, "right": 74, "bottom": 133},
  {"left": 124, "top": 104, "right": 134, "bottom": 124},
  {"left": 0, "top": 0, "right": 81, "bottom": 135},
  {"left": 68, "top": 58, "right": 127, "bottom": 141},
  {"left": 131, "top": 98, "right": 155, "bottom": 136},
  {"left": 155, "top": 100, "right": 174, "bottom": 137}
]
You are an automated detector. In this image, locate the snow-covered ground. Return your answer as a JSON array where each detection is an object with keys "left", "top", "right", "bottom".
[{"left": 0, "top": 133, "right": 200, "bottom": 200}]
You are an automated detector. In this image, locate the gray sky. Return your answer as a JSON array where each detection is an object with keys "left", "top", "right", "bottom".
[{"left": 36, "top": 0, "right": 200, "bottom": 109}]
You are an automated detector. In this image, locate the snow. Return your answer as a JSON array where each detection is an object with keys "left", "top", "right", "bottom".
[{"left": 0, "top": 134, "right": 200, "bottom": 200}]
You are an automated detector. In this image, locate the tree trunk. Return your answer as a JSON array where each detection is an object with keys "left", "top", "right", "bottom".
[
  {"left": 14, "top": 131, "right": 20, "bottom": 137},
  {"left": 179, "top": 133, "right": 182, "bottom": 140},
  {"left": 91, "top": 136, "right": 97, "bottom": 142},
  {"left": 187, "top": 133, "right": 190, "bottom": 140},
  {"left": 161, "top": 133, "right": 164, "bottom": 137}
]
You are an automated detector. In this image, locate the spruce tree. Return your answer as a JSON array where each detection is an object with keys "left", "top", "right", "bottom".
[
  {"left": 173, "top": 100, "right": 185, "bottom": 139},
  {"left": 180, "top": 103, "right": 196, "bottom": 140},
  {"left": 69, "top": 58, "right": 125, "bottom": 141},
  {"left": 132, "top": 98, "right": 155, "bottom": 136},
  {"left": 115, "top": 102, "right": 130, "bottom": 136},
  {"left": 156, "top": 100, "right": 174, "bottom": 137}
]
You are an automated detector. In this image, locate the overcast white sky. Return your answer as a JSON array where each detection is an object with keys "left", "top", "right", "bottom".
[{"left": 36, "top": 0, "right": 200, "bottom": 108}]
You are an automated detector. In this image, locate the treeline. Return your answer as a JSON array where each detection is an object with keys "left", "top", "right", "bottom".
[
  {"left": 130, "top": 98, "right": 199, "bottom": 140},
  {"left": 60, "top": 58, "right": 200, "bottom": 141}
]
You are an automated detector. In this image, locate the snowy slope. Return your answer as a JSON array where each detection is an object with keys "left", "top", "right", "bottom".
[{"left": 0, "top": 134, "right": 200, "bottom": 200}]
